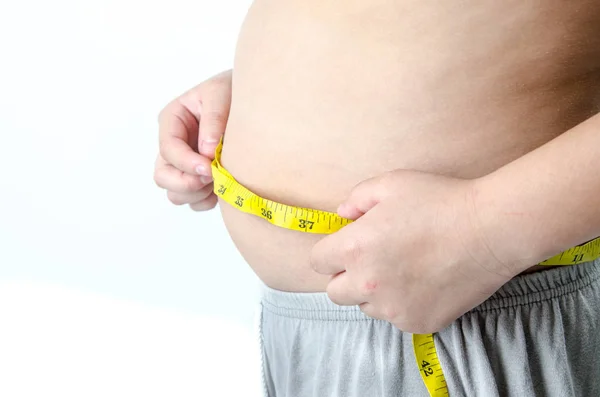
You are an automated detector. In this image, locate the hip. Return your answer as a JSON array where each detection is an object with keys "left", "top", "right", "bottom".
[{"left": 257, "top": 259, "right": 600, "bottom": 396}]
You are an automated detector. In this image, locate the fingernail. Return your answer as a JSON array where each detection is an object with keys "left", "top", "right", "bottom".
[
  {"left": 200, "top": 176, "right": 213, "bottom": 184},
  {"left": 195, "top": 165, "right": 207, "bottom": 175}
]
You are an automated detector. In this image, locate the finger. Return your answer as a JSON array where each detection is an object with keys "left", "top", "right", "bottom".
[
  {"left": 310, "top": 218, "right": 369, "bottom": 275},
  {"left": 167, "top": 184, "right": 214, "bottom": 206},
  {"left": 159, "top": 101, "right": 211, "bottom": 176},
  {"left": 358, "top": 302, "right": 382, "bottom": 320},
  {"left": 309, "top": 230, "right": 351, "bottom": 275},
  {"left": 325, "top": 272, "right": 366, "bottom": 306},
  {"left": 154, "top": 158, "right": 212, "bottom": 193},
  {"left": 189, "top": 194, "right": 219, "bottom": 211},
  {"left": 195, "top": 73, "right": 232, "bottom": 159},
  {"left": 311, "top": 207, "right": 386, "bottom": 275},
  {"left": 337, "top": 174, "right": 388, "bottom": 220}
]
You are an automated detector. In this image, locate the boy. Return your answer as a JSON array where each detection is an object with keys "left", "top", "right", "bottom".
[{"left": 155, "top": 2, "right": 600, "bottom": 395}]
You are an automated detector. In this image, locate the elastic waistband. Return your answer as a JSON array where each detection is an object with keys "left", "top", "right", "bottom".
[{"left": 260, "top": 259, "right": 600, "bottom": 321}]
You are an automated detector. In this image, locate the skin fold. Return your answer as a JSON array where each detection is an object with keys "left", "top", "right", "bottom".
[{"left": 156, "top": 1, "right": 600, "bottom": 332}]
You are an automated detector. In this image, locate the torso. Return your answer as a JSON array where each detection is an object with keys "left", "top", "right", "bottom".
[{"left": 219, "top": 0, "right": 600, "bottom": 292}]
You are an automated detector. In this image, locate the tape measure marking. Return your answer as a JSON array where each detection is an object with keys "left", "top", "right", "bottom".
[
  {"left": 414, "top": 334, "right": 450, "bottom": 396},
  {"left": 539, "top": 237, "right": 600, "bottom": 266},
  {"left": 211, "top": 138, "right": 600, "bottom": 397},
  {"left": 211, "top": 140, "right": 352, "bottom": 234}
]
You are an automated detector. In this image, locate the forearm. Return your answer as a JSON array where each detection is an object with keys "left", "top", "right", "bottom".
[{"left": 474, "top": 112, "right": 600, "bottom": 272}]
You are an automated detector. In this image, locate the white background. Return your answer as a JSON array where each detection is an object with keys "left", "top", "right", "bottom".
[{"left": 0, "top": 0, "right": 262, "bottom": 396}]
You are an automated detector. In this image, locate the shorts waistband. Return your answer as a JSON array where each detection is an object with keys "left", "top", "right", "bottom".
[{"left": 260, "top": 259, "right": 600, "bottom": 321}]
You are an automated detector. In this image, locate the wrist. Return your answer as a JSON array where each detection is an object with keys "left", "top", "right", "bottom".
[{"left": 462, "top": 175, "right": 537, "bottom": 276}]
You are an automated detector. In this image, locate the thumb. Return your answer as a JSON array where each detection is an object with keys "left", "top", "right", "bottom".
[
  {"left": 198, "top": 72, "right": 232, "bottom": 158},
  {"left": 337, "top": 175, "right": 387, "bottom": 220}
]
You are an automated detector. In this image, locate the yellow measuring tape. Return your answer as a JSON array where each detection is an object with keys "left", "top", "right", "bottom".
[{"left": 211, "top": 139, "right": 600, "bottom": 397}]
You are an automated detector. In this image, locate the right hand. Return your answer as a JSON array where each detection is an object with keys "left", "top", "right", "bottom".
[{"left": 154, "top": 70, "right": 232, "bottom": 211}]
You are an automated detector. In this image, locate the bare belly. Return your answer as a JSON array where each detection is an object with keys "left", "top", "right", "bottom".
[{"left": 219, "top": 0, "right": 600, "bottom": 292}]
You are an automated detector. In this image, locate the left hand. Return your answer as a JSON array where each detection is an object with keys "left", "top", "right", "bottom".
[
  {"left": 154, "top": 70, "right": 232, "bottom": 211},
  {"left": 310, "top": 169, "right": 517, "bottom": 334}
]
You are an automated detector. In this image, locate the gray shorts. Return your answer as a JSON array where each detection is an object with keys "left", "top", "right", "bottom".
[{"left": 257, "top": 259, "right": 600, "bottom": 397}]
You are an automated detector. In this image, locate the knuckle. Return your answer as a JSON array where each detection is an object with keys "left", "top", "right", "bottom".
[
  {"left": 359, "top": 279, "right": 379, "bottom": 297},
  {"left": 341, "top": 238, "right": 363, "bottom": 263}
]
